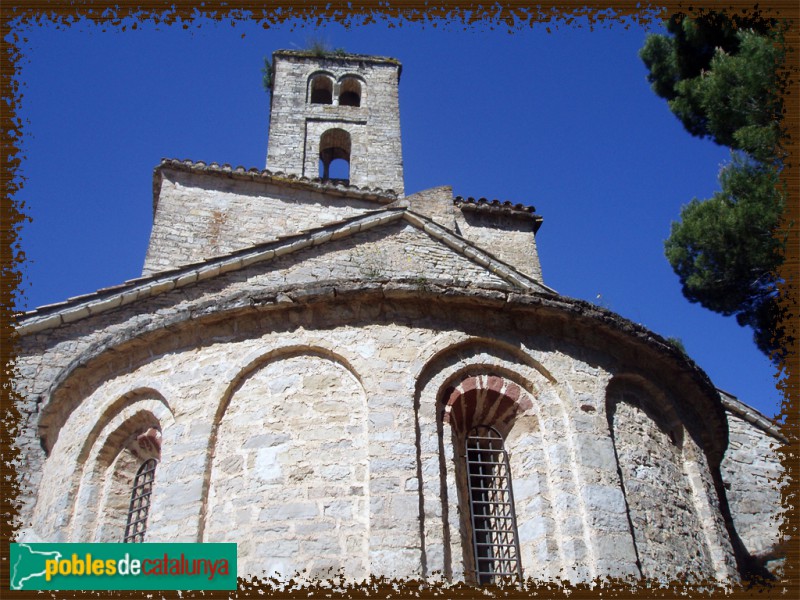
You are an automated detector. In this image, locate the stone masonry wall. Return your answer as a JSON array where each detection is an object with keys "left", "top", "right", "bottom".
[
  {"left": 19, "top": 312, "right": 735, "bottom": 582},
  {"left": 454, "top": 209, "right": 543, "bottom": 282},
  {"left": 402, "top": 187, "right": 545, "bottom": 285},
  {"left": 406, "top": 186, "right": 457, "bottom": 230},
  {"left": 205, "top": 354, "right": 369, "bottom": 580},
  {"left": 720, "top": 406, "right": 784, "bottom": 562},
  {"left": 15, "top": 281, "right": 736, "bottom": 583},
  {"left": 15, "top": 223, "right": 516, "bottom": 553},
  {"left": 15, "top": 204, "right": 735, "bottom": 584},
  {"left": 15, "top": 216, "right": 523, "bottom": 509},
  {"left": 143, "top": 169, "right": 384, "bottom": 275},
  {"left": 146, "top": 219, "right": 511, "bottom": 307},
  {"left": 607, "top": 383, "right": 716, "bottom": 580}
]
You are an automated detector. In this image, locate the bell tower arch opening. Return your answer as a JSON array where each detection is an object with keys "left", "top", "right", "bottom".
[
  {"left": 319, "top": 128, "right": 352, "bottom": 182},
  {"left": 308, "top": 73, "right": 334, "bottom": 104},
  {"left": 338, "top": 76, "right": 362, "bottom": 107}
]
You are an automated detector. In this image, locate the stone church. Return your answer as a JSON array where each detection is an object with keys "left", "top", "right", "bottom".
[{"left": 13, "top": 50, "right": 785, "bottom": 584}]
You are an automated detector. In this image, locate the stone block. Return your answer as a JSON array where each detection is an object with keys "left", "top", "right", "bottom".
[
  {"left": 260, "top": 502, "right": 318, "bottom": 521},
  {"left": 324, "top": 499, "right": 354, "bottom": 520}
]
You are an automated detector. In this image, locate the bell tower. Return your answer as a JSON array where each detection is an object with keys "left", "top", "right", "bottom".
[{"left": 266, "top": 50, "right": 405, "bottom": 196}]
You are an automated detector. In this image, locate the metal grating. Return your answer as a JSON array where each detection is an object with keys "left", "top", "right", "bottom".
[
  {"left": 465, "top": 425, "right": 523, "bottom": 585},
  {"left": 123, "top": 458, "right": 158, "bottom": 543}
]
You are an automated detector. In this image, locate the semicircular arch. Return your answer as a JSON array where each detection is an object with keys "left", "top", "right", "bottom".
[
  {"left": 307, "top": 71, "right": 334, "bottom": 104},
  {"left": 39, "top": 364, "right": 176, "bottom": 456},
  {"left": 197, "top": 344, "right": 366, "bottom": 543},
  {"left": 34, "top": 390, "right": 174, "bottom": 542},
  {"left": 336, "top": 73, "right": 365, "bottom": 84},
  {"left": 413, "top": 336, "right": 575, "bottom": 580},
  {"left": 73, "top": 388, "right": 172, "bottom": 465},
  {"left": 606, "top": 372, "right": 710, "bottom": 453},
  {"left": 441, "top": 373, "right": 533, "bottom": 438},
  {"left": 414, "top": 336, "right": 557, "bottom": 400}
]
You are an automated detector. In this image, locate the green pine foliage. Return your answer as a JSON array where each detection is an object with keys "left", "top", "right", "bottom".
[
  {"left": 640, "top": 12, "right": 787, "bottom": 363},
  {"left": 665, "top": 155, "right": 785, "bottom": 358},
  {"left": 640, "top": 12, "right": 782, "bottom": 157},
  {"left": 262, "top": 57, "right": 272, "bottom": 93}
]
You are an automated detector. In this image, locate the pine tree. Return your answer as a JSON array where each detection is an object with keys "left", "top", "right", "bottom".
[{"left": 640, "top": 11, "right": 786, "bottom": 362}]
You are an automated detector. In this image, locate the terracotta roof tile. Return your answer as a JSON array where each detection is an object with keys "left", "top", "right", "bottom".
[{"left": 454, "top": 196, "right": 537, "bottom": 214}]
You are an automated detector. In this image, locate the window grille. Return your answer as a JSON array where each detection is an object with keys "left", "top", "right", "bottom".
[
  {"left": 123, "top": 458, "right": 157, "bottom": 543},
  {"left": 465, "top": 425, "right": 522, "bottom": 584}
]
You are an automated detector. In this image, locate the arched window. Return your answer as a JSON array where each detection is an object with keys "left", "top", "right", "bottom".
[
  {"left": 120, "top": 426, "right": 161, "bottom": 543},
  {"left": 124, "top": 458, "right": 158, "bottom": 543},
  {"left": 309, "top": 74, "right": 333, "bottom": 104},
  {"left": 444, "top": 375, "right": 526, "bottom": 584},
  {"left": 465, "top": 425, "right": 523, "bottom": 584},
  {"left": 319, "top": 128, "right": 351, "bottom": 182},
  {"left": 338, "top": 77, "right": 362, "bottom": 107}
]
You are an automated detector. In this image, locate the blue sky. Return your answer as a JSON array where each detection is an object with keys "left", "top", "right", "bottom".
[{"left": 9, "top": 11, "right": 784, "bottom": 417}]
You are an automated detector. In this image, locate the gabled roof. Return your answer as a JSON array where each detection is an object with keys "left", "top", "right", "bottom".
[{"left": 17, "top": 207, "right": 555, "bottom": 336}]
